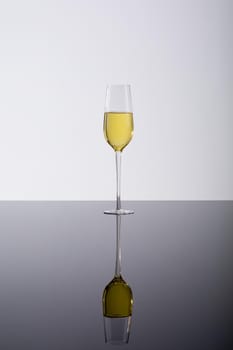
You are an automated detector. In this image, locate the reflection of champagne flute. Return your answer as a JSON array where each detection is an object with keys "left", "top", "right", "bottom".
[
  {"left": 102, "top": 216, "right": 133, "bottom": 344},
  {"left": 103, "top": 85, "right": 134, "bottom": 215}
]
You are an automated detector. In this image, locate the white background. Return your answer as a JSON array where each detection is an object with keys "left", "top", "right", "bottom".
[{"left": 0, "top": 0, "right": 232, "bottom": 200}]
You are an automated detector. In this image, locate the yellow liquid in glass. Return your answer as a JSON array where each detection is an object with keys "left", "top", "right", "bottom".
[
  {"left": 102, "top": 275, "right": 133, "bottom": 317},
  {"left": 104, "top": 112, "right": 134, "bottom": 151}
]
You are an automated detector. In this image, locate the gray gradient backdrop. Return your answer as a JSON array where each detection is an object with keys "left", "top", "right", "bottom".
[
  {"left": 0, "top": 1, "right": 232, "bottom": 348},
  {"left": 0, "top": 202, "right": 232, "bottom": 349},
  {"left": 0, "top": 0, "right": 232, "bottom": 200}
]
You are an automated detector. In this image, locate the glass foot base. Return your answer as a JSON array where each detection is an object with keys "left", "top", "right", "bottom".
[{"left": 104, "top": 209, "right": 134, "bottom": 215}]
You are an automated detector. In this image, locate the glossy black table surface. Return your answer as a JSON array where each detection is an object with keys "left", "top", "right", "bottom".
[{"left": 0, "top": 201, "right": 232, "bottom": 349}]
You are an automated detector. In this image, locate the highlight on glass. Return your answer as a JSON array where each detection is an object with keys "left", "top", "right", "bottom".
[{"left": 103, "top": 84, "right": 134, "bottom": 215}]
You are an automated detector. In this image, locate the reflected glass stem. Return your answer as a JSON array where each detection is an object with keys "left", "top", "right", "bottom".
[{"left": 115, "top": 215, "right": 122, "bottom": 277}]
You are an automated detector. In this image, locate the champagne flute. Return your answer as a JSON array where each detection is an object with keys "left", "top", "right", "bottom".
[
  {"left": 102, "top": 215, "right": 133, "bottom": 344},
  {"left": 103, "top": 84, "right": 134, "bottom": 215}
]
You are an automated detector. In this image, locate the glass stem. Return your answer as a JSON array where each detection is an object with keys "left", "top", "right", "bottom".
[
  {"left": 115, "top": 215, "right": 122, "bottom": 277},
  {"left": 115, "top": 151, "right": 121, "bottom": 210}
]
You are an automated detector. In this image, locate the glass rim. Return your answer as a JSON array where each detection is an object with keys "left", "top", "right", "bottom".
[{"left": 106, "top": 84, "right": 131, "bottom": 88}]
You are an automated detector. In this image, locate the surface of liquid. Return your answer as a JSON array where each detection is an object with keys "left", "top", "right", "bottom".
[
  {"left": 102, "top": 275, "right": 133, "bottom": 317},
  {"left": 103, "top": 112, "right": 134, "bottom": 151}
]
